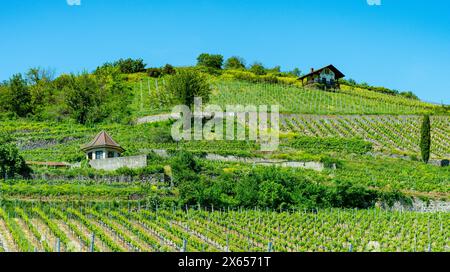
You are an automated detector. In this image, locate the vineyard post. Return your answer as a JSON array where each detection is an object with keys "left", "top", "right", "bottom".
[
  {"left": 268, "top": 242, "right": 273, "bottom": 253},
  {"left": 181, "top": 239, "right": 187, "bottom": 252},
  {"left": 56, "top": 238, "right": 60, "bottom": 252},
  {"left": 147, "top": 78, "right": 151, "bottom": 96},
  {"left": 140, "top": 80, "right": 143, "bottom": 112},
  {"left": 226, "top": 234, "right": 229, "bottom": 252},
  {"left": 90, "top": 233, "right": 95, "bottom": 252}
]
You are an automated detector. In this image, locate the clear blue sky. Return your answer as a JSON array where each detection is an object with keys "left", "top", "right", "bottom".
[{"left": 1, "top": 0, "right": 449, "bottom": 104}]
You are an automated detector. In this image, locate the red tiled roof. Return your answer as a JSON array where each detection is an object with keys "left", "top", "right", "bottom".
[{"left": 81, "top": 131, "right": 125, "bottom": 152}]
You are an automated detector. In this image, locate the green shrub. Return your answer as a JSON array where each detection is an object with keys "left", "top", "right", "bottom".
[
  {"left": 288, "top": 136, "right": 373, "bottom": 154},
  {"left": 197, "top": 53, "right": 224, "bottom": 70},
  {"left": 166, "top": 70, "right": 211, "bottom": 107},
  {"left": 420, "top": 115, "right": 431, "bottom": 163}
]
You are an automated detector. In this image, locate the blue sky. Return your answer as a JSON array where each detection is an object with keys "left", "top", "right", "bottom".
[{"left": 1, "top": 0, "right": 449, "bottom": 104}]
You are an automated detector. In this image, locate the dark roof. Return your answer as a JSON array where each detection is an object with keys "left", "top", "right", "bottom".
[
  {"left": 81, "top": 131, "right": 125, "bottom": 152},
  {"left": 298, "top": 64, "right": 345, "bottom": 80}
]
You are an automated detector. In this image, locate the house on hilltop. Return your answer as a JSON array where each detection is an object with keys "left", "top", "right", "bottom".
[
  {"left": 81, "top": 131, "right": 125, "bottom": 160},
  {"left": 298, "top": 64, "right": 345, "bottom": 89}
]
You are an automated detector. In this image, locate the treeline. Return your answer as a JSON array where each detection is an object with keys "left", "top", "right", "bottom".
[
  {"left": 0, "top": 66, "right": 133, "bottom": 124},
  {"left": 341, "top": 78, "right": 419, "bottom": 100}
]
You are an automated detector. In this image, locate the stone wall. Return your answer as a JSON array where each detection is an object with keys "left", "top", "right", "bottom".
[
  {"left": 204, "top": 154, "right": 327, "bottom": 171},
  {"left": 379, "top": 198, "right": 450, "bottom": 213},
  {"left": 89, "top": 155, "right": 147, "bottom": 171}
]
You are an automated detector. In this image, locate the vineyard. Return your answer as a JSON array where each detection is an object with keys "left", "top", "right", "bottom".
[
  {"left": 127, "top": 76, "right": 446, "bottom": 118},
  {"left": 281, "top": 115, "right": 450, "bottom": 158},
  {"left": 0, "top": 203, "right": 448, "bottom": 252},
  {"left": 0, "top": 73, "right": 449, "bottom": 255}
]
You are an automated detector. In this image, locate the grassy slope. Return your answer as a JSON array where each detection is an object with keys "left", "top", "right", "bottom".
[{"left": 0, "top": 72, "right": 448, "bottom": 199}]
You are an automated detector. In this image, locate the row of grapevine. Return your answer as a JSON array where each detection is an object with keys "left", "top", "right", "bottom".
[
  {"left": 0, "top": 204, "right": 447, "bottom": 252},
  {"left": 281, "top": 115, "right": 450, "bottom": 158}
]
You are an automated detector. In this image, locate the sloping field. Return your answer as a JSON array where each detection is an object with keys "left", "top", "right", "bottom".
[
  {"left": 0, "top": 205, "right": 447, "bottom": 252},
  {"left": 281, "top": 115, "right": 450, "bottom": 159}
]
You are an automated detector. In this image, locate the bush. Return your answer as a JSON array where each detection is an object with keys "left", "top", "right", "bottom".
[
  {"left": 249, "top": 62, "right": 266, "bottom": 75},
  {"left": 162, "top": 64, "right": 176, "bottom": 75},
  {"left": 197, "top": 53, "right": 224, "bottom": 70},
  {"left": 224, "top": 56, "right": 246, "bottom": 70},
  {"left": 147, "top": 68, "right": 162, "bottom": 78},
  {"left": 3, "top": 74, "right": 32, "bottom": 117},
  {"left": 96, "top": 58, "right": 146, "bottom": 74},
  {"left": 166, "top": 70, "right": 211, "bottom": 107},
  {"left": 0, "top": 132, "right": 32, "bottom": 179},
  {"left": 114, "top": 58, "right": 146, "bottom": 74},
  {"left": 420, "top": 115, "right": 431, "bottom": 163}
]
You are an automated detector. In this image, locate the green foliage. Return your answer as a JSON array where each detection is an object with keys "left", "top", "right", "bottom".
[
  {"left": 162, "top": 64, "right": 176, "bottom": 75},
  {"left": 0, "top": 132, "right": 31, "bottom": 179},
  {"left": 249, "top": 62, "right": 266, "bottom": 75},
  {"left": 147, "top": 68, "right": 163, "bottom": 78},
  {"left": 166, "top": 70, "right": 211, "bottom": 107},
  {"left": 224, "top": 56, "right": 246, "bottom": 70},
  {"left": 196, "top": 53, "right": 224, "bottom": 70},
  {"left": 114, "top": 58, "right": 147, "bottom": 74},
  {"left": 64, "top": 73, "right": 132, "bottom": 124},
  {"left": 147, "top": 64, "right": 177, "bottom": 78},
  {"left": 64, "top": 74, "right": 99, "bottom": 124},
  {"left": 289, "top": 68, "right": 302, "bottom": 77},
  {"left": 420, "top": 115, "right": 431, "bottom": 163},
  {"left": 3, "top": 74, "right": 32, "bottom": 117}
]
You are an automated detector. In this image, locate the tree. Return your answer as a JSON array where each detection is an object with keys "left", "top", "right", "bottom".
[
  {"left": 0, "top": 132, "right": 31, "bottom": 179},
  {"left": 166, "top": 70, "right": 211, "bottom": 107},
  {"left": 224, "top": 56, "right": 246, "bottom": 70},
  {"left": 26, "top": 68, "right": 55, "bottom": 115},
  {"left": 289, "top": 68, "right": 302, "bottom": 77},
  {"left": 8, "top": 74, "right": 32, "bottom": 117},
  {"left": 114, "top": 58, "right": 146, "bottom": 73},
  {"left": 196, "top": 53, "right": 224, "bottom": 70},
  {"left": 420, "top": 115, "right": 431, "bottom": 163},
  {"left": 162, "top": 64, "right": 176, "bottom": 75},
  {"left": 249, "top": 62, "right": 266, "bottom": 75},
  {"left": 64, "top": 74, "right": 100, "bottom": 124},
  {"left": 96, "top": 58, "right": 146, "bottom": 74}
]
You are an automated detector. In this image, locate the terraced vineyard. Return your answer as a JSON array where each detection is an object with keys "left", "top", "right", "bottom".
[
  {"left": 127, "top": 77, "right": 444, "bottom": 118},
  {"left": 0, "top": 204, "right": 448, "bottom": 252},
  {"left": 281, "top": 115, "right": 450, "bottom": 159},
  {"left": 210, "top": 81, "right": 440, "bottom": 115}
]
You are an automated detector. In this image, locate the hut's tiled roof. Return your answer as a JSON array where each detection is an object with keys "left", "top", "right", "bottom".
[{"left": 81, "top": 131, "right": 125, "bottom": 152}]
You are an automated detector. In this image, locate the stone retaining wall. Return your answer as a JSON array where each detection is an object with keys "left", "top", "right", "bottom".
[{"left": 89, "top": 155, "right": 147, "bottom": 171}]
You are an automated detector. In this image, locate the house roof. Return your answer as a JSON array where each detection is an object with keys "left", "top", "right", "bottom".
[
  {"left": 81, "top": 131, "right": 125, "bottom": 152},
  {"left": 298, "top": 64, "right": 345, "bottom": 80}
]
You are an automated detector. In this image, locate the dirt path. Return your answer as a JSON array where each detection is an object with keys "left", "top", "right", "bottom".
[
  {"left": 107, "top": 218, "right": 153, "bottom": 252},
  {"left": 0, "top": 220, "right": 18, "bottom": 252},
  {"left": 68, "top": 219, "right": 110, "bottom": 252},
  {"left": 14, "top": 218, "right": 42, "bottom": 252},
  {"left": 56, "top": 220, "right": 85, "bottom": 252},
  {"left": 88, "top": 218, "right": 129, "bottom": 252},
  {"left": 31, "top": 218, "right": 60, "bottom": 252}
]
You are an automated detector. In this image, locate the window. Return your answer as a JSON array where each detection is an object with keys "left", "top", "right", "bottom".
[
  {"left": 108, "top": 151, "right": 115, "bottom": 158},
  {"left": 88, "top": 152, "right": 93, "bottom": 160},
  {"left": 95, "top": 151, "right": 103, "bottom": 160}
]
